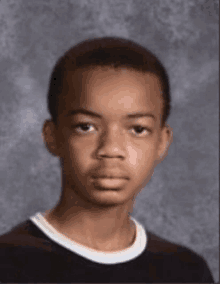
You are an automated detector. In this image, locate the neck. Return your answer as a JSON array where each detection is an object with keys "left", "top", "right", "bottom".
[{"left": 44, "top": 190, "right": 136, "bottom": 251}]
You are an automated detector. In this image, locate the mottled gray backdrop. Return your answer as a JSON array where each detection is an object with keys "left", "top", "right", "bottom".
[{"left": 0, "top": 0, "right": 219, "bottom": 281}]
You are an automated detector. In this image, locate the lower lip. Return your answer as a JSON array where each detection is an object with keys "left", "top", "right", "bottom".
[{"left": 92, "top": 178, "right": 128, "bottom": 188}]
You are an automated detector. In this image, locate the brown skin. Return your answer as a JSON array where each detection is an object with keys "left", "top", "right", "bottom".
[{"left": 42, "top": 67, "right": 173, "bottom": 251}]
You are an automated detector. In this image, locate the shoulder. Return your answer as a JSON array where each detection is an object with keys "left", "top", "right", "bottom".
[
  {"left": 147, "top": 231, "right": 210, "bottom": 267},
  {"left": 147, "top": 231, "right": 200, "bottom": 257},
  {"left": 145, "top": 230, "right": 214, "bottom": 281},
  {"left": 0, "top": 220, "right": 52, "bottom": 252}
]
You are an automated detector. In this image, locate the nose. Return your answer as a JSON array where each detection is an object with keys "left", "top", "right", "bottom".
[{"left": 96, "top": 125, "right": 126, "bottom": 159}]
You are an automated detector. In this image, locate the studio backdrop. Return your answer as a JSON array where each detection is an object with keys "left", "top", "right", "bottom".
[{"left": 0, "top": 0, "right": 218, "bottom": 282}]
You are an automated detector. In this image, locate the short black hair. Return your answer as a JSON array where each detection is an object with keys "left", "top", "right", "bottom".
[{"left": 47, "top": 37, "right": 171, "bottom": 129}]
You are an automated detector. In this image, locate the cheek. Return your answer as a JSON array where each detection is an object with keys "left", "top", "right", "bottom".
[
  {"left": 128, "top": 143, "right": 156, "bottom": 169},
  {"left": 66, "top": 139, "right": 92, "bottom": 168}
]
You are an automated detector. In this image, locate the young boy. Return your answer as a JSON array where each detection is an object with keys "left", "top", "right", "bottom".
[{"left": 0, "top": 37, "right": 214, "bottom": 283}]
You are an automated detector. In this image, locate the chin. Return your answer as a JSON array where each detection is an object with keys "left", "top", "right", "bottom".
[{"left": 85, "top": 187, "right": 133, "bottom": 207}]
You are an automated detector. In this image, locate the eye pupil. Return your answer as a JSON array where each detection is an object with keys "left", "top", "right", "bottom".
[
  {"left": 135, "top": 126, "right": 143, "bottom": 133},
  {"left": 81, "top": 124, "right": 89, "bottom": 130}
]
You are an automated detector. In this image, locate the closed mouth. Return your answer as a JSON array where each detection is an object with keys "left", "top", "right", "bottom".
[{"left": 93, "top": 175, "right": 129, "bottom": 180}]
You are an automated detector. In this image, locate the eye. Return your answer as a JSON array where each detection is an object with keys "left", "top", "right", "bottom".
[
  {"left": 73, "top": 123, "right": 96, "bottom": 134},
  {"left": 130, "top": 125, "right": 151, "bottom": 137},
  {"left": 72, "top": 123, "right": 151, "bottom": 137}
]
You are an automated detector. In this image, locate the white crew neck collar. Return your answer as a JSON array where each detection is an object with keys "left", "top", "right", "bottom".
[{"left": 30, "top": 212, "right": 147, "bottom": 264}]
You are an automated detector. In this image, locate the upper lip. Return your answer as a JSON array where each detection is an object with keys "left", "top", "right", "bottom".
[{"left": 92, "top": 169, "right": 129, "bottom": 180}]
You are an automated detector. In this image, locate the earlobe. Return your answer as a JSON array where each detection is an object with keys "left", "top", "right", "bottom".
[
  {"left": 167, "top": 124, "right": 173, "bottom": 145},
  {"left": 158, "top": 124, "right": 173, "bottom": 162},
  {"left": 160, "top": 141, "right": 169, "bottom": 159},
  {"left": 42, "top": 120, "right": 59, "bottom": 157}
]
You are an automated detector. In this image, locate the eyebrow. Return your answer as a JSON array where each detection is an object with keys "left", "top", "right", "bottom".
[{"left": 66, "top": 108, "right": 156, "bottom": 120}]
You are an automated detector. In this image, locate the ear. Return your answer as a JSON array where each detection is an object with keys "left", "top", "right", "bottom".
[
  {"left": 42, "top": 119, "right": 60, "bottom": 157},
  {"left": 156, "top": 123, "right": 173, "bottom": 164}
]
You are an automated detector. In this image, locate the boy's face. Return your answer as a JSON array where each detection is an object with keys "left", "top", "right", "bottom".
[{"left": 44, "top": 67, "right": 172, "bottom": 207}]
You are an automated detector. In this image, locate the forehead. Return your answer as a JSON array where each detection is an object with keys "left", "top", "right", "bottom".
[{"left": 59, "top": 67, "right": 163, "bottom": 119}]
